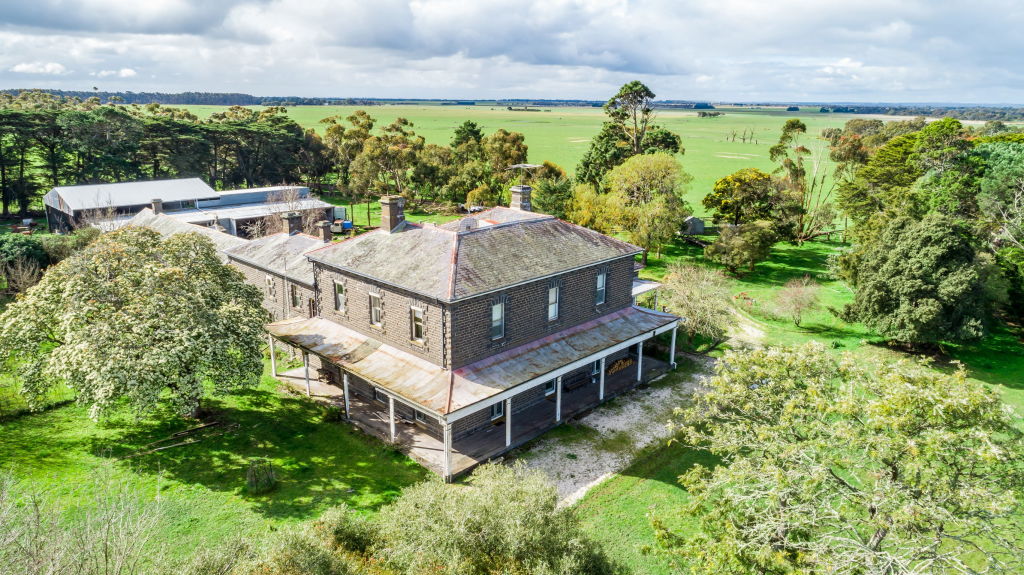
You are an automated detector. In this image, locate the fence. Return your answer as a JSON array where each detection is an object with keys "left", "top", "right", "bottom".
[{"left": 0, "top": 372, "right": 76, "bottom": 421}]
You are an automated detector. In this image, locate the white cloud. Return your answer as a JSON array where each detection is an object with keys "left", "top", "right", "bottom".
[
  {"left": 8, "top": 61, "right": 67, "bottom": 75},
  {"left": 0, "top": 0, "right": 1022, "bottom": 102},
  {"left": 94, "top": 68, "right": 137, "bottom": 78}
]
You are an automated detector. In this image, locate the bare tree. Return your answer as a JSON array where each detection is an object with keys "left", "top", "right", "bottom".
[
  {"left": 661, "top": 264, "right": 734, "bottom": 352},
  {"left": 775, "top": 275, "right": 821, "bottom": 327},
  {"left": 2, "top": 256, "right": 41, "bottom": 294}
]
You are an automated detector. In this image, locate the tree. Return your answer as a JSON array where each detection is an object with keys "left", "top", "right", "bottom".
[
  {"left": 451, "top": 120, "right": 483, "bottom": 147},
  {"left": 481, "top": 128, "right": 528, "bottom": 172},
  {"left": 604, "top": 80, "right": 656, "bottom": 155},
  {"left": 566, "top": 183, "right": 620, "bottom": 234},
  {"left": 704, "top": 222, "right": 775, "bottom": 276},
  {"left": 0, "top": 227, "right": 267, "bottom": 418},
  {"left": 660, "top": 344, "right": 1024, "bottom": 574},
  {"left": 841, "top": 213, "right": 997, "bottom": 347},
  {"left": 349, "top": 118, "right": 424, "bottom": 224},
  {"left": 702, "top": 168, "right": 777, "bottom": 226},
  {"left": 770, "top": 120, "right": 836, "bottom": 243},
  {"left": 606, "top": 152, "right": 692, "bottom": 264},
  {"left": 661, "top": 264, "right": 733, "bottom": 351},
  {"left": 374, "top": 463, "right": 616, "bottom": 575},
  {"left": 576, "top": 82, "right": 683, "bottom": 185},
  {"left": 774, "top": 275, "right": 820, "bottom": 327},
  {"left": 532, "top": 175, "right": 573, "bottom": 219}
]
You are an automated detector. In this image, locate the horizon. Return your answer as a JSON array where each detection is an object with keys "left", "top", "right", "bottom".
[{"left": 2, "top": 1, "right": 1022, "bottom": 106}]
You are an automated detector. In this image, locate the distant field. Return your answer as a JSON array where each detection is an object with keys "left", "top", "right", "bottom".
[{"left": 184, "top": 105, "right": 856, "bottom": 216}]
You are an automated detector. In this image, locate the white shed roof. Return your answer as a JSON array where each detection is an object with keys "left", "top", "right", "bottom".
[{"left": 44, "top": 178, "right": 217, "bottom": 212}]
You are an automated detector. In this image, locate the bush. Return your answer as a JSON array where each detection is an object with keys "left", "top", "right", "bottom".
[
  {"left": 313, "top": 504, "right": 377, "bottom": 553},
  {"left": 245, "top": 459, "right": 277, "bottom": 494},
  {"left": 238, "top": 526, "right": 351, "bottom": 575},
  {"left": 40, "top": 227, "right": 101, "bottom": 263},
  {"left": 374, "top": 463, "right": 617, "bottom": 575},
  {"left": 0, "top": 234, "right": 46, "bottom": 270},
  {"left": 774, "top": 275, "right": 820, "bottom": 327},
  {"left": 704, "top": 222, "right": 775, "bottom": 276}
]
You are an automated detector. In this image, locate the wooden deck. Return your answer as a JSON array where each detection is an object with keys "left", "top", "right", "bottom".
[{"left": 276, "top": 355, "right": 670, "bottom": 477}]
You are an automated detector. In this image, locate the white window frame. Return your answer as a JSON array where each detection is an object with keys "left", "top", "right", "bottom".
[
  {"left": 265, "top": 275, "right": 276, "bottom": 301},
  {"left": 333, "top": 281, "right": 346, "bottom": 312},
  {"left": 373, "top": 387, "right": 387, "bottom": 403},
  {"left": 490, "top": 402, "right": 504, "bottom": 420},
  {"left": 490, "top": 301, "right": 505, "bottom": 340},
  {"left": 289, "top": 284, "right": 300, "bottom": 309},
  {"left": 547, "top": 285, "right": 560, "bottom": 322},
  {"left": 596, "top": 270, "right": 607, "bottom": 305},
  {"left": 414, "top": 410, "right": 429, "bottom": 423},
  {"left": 410, "top": 307, "right": 425, "bottom": 342},
  {"left": 369, "top": 293, "right": 382, "bottom": 326},
  {"left": 543, "top": 379, "right": 556, "bottom": 397}
]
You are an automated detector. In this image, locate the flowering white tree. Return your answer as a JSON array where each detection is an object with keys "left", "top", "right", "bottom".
[{"left": 0, "top": 226, "right": 267, "bottom": 419}]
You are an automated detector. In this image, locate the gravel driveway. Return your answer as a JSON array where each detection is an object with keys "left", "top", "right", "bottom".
[{"left": 515, "top": 354, "right": 713, "bottom": 505}]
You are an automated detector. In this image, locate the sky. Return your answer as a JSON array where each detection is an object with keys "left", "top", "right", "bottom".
[{"left": 1, "top": 0, "right": 1022, "bottom": 104}]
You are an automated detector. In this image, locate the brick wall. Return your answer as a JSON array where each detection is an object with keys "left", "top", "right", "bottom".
[
  {"left": 449, "top": 256, "right": 635, "bottom": 368},
  {"left": 229, "top": 258, "right": 314, "bottom": 322},
  {"left": 348, "top": 373, "right": 442, "bottom": 440},
  {"left": 315, "top": 264, "right": 448, "bottom": 366}
]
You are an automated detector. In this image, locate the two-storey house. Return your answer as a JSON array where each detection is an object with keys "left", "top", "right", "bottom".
[{"left": 268, "top": 188, "right": 681, "bottom": 479}]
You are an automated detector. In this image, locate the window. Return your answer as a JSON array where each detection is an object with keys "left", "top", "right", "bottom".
[
  {"left": 591, "top": 360, "right": 601, "bottom": 375},
  {"left": 543, "top": 379, "right": 556, "bottom": 397},
  {"left": 490, "top": 301, "right": 504, "bottom": 340},
  {"left": 547, "top": 285, "right": 560, "bottom": 321},
  {"left": 414, "top": 410, "right": 429, "bottom": 423},
  {"left": 369, "top": 293, "right": 382, "bottom": 326},
  {"left": 595, "top": 270, "right": 607, "bottom": 305},
  {"left": 333, "top": 281, "right": 346, "bottom": 312},
  {"left": 265, "top": 275, "right": 276, "bottom": 301},
  {"left": 410, "top": 307, "right": 425, "bottom": 342},
  {"left": 290, "top": 284, "right": 300, "bottom": 308},
  {"left": 490, "top": 402, "right": 504, "bottom": 420},
  {"left": 373, "top": 387, "right": 387, "bottom": 403}
]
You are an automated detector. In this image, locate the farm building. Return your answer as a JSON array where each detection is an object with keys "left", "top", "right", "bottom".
[
  {"left": 43, "top": 178, "right": 333, "bottom": 236},
  {"left": 265, "top": 186, "right": 681, "bottom": 480},
  {"left": 683, "top": 215, "right": 705, "bottom": 235}
]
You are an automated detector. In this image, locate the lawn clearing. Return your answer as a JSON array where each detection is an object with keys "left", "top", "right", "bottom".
[{"left": 0, "top": 368, "right": 429, "bottom": 560}]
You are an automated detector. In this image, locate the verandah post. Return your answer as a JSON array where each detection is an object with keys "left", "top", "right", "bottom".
[
  {"left": 505, "top": 397, "right": 512, "bottom": 447},
  {"left": 636, "top": 341, "right": 644, "bottom": 382},
  {"left": 389, "top": 396, "right": 396, "bottom": 442},
  {"left": 342, "top": 372, "right": 350, "bottom": 419},
  {"left": 599, "top": 356, "right": 606, "bottom": 400},
  {"left": 555, "top": 376, "right": 563, "bottom": 422},
  {"left": 443, "top": 422, "right": 452, "bottom": 482},
  {"left": 268, "top": 334, "right": 277, "bottom": 377},
  {"left": 303, "top": 351, "right": 311, "bottom": 396},
  {"left": 670, "top": 324, "right": 678, "bottom": 369}
]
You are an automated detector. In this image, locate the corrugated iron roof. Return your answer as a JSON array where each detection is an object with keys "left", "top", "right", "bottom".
[
  {"left": 45, "top": 178, "right": 217, "bottom": 211},
  {"left": 126, "top": 208, "right": 248, "bottom": 262},
  {"left": 268, "top": 306, "right": 678, "bottom": 415},
  {"left": 224, "top": 233, "right": 322, "bottom": 286},
  {"left": 308, "top": 207, "right": 641, "bottom": 302}
]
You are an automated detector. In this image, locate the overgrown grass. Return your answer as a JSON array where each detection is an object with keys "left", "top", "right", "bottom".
[{"left": 0, "top": 369, "right": 429, "bottom": 560}]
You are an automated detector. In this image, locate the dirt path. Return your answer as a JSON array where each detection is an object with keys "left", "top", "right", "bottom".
[{"left": 516, "top": 354, "right": 713, "bottom": 506}]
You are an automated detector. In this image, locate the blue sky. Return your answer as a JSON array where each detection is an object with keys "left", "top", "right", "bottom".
[{"left": 1, "top": 0, "right": 1022, "bottom": 103}]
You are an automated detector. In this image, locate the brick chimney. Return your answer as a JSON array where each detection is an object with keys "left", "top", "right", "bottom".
[
  {"left": 151, "top": 198, "right": 163, "bottom": 214},
  {"left": 316, "top": 220, "right": 332, "bottom": 243},
  {"left": 282, "top": 211, "right": 302, "bottom": 235},
  {"left": 380, "top": 196, "right": 405, "bottom": 232},
  {"left": 510, "top": 185, "right": 532, "bottom": 211}
]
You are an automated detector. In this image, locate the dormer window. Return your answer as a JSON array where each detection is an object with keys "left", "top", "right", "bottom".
[
  {"left": 596, "top": 269, "right": 607, "bottom": 305},
  {"left": 547, "top": 285, "right": 560, "bottom": 321}
]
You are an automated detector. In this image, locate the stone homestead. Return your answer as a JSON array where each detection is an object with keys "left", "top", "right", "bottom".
[{"left": 263, "top": 188, "right": 681, "bottom": 479}]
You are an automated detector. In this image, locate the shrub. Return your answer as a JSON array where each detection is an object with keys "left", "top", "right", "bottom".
[
  {"left": 313, "top": 504, "right": 377, "bottom": 553},
  {"left": 245, "top": 459, "right": 277, "bottom": 494},
  {"left": 774, "top": 275, "right": 820, "bottom": 327},
  {"left": 704, "top": 222, "right": 775, "bottom": 276},
  {"left": 238, "top": 526, "right": 351, "bottom": 575},
  {"left": 374, "top": 463, "right": 617, "bottom": 575}
]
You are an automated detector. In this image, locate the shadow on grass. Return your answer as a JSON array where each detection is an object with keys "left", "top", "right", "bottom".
[{"left": 88, "top": 381, "right": 429, "bottom": 521}]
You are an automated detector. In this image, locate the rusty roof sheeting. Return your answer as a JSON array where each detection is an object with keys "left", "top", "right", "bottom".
[{"left": 268, "top": 306, "right": 678, "bottom": 415}]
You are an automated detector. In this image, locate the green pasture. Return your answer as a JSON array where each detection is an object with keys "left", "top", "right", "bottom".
[{"left": 185, "top": 104, "right": 853, "bottom": 215}]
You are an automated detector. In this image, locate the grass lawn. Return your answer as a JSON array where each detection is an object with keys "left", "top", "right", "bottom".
[
  {"left": 573, "top": 235, "right": 1024, "bottom": 574},
  {"left": 0, "top": 368, "right": 429, "bottom": 560}
]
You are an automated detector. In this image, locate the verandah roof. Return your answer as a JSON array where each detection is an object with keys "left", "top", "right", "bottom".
[{"left": 267, "top": 306, "right": 679, "bottom": 417}]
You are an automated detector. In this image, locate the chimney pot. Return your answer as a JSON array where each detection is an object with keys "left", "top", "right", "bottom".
[
  {"left": 317, "top": 220, "right": 332, "bottom": 243},
  {"left": 510, "top": 185, "right": 532, "bottom": 212},
  {"left": 151, "top": 198, "right": 163, "bottom": 214},
  {"left": 379, "top": 195, "right": 405, "bottom": 233},
  {"left": 282, "top": 211, "right": 302, "bottom": 235}
]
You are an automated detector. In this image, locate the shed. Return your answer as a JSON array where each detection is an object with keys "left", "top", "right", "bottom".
[{"left": 682, "top": 216, "right": 705, "bottom": 235}]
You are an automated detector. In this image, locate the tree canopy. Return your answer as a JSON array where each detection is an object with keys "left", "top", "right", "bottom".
[
  {"left": 661, "top": 343, "right": 1024, "bottom": 574},
  {"left": 0, "top": 226, "right": 267, "bottom": 418}
]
